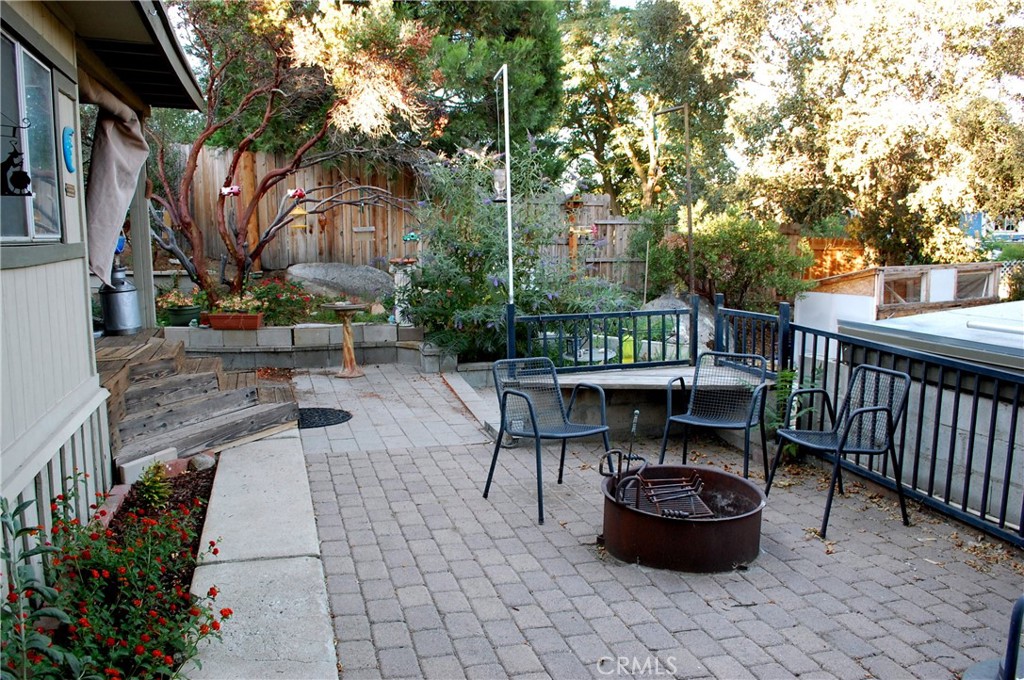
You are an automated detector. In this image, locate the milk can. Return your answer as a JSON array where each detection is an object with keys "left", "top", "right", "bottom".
[{"left": 99, "top": 265, "right": 141, "bottom": 335}]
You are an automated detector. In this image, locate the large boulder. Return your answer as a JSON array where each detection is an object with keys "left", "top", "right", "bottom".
[
  {"left": 287, "top": 263, "right": 394, "bottom": 302},
  {"left": 641, "top": 292, "right": 718, "bottom": 352}
]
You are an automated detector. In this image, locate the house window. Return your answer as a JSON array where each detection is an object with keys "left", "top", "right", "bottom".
[{"left": 1, "top": 31, "right": 61, "bottom": 242}]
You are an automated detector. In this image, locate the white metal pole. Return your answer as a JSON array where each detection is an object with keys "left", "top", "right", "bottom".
[{"left": 497, "top": 64, "right": 514, "bottom": 305}]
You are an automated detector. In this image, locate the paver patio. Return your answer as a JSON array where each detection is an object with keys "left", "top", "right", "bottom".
[{"left": 293, "top": 364, "right": 1023, "bottom": 680}]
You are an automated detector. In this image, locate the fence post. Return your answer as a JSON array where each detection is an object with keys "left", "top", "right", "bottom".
[
  {"left": 713, "top": 293, "right": 725, "bottom": 352},
  {"left": 689, "top": 294, "right": 701, "bottom": 363},
  {"left": 777, "top": 302, "right": 791, "bottom": 372}
]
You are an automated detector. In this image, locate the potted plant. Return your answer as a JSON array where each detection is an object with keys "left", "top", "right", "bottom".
[
  {"left": 207, "top": 291, "right": 267, "bottom": 330},
  {"left": 157, "top": 287, "right": 203, "bottom": 326}
]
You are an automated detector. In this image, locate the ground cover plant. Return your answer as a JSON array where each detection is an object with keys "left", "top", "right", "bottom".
[{"left": 1, "top": 468, "right": 223, "bottom": 680}]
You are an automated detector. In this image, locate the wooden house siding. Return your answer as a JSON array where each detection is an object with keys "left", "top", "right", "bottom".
[
  {"left": 4, "top": 1, "right": 76, "bottom": 63},
  {"left": 1, "top": 258, "right": 98, "bottom": 449},
  {"left": 1, "top": 2, "right": 109, "bottom": 520}
]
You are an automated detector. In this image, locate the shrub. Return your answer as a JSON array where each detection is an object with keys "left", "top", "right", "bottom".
[
  {"left": 248, "top": 278, "right": 336, "bottom": 326},
  {"left": 403, "top": 149, "right": 634, "bottom": 360},
  {"left": 664, "top": 205, "right": 815, "bottom": 311}
]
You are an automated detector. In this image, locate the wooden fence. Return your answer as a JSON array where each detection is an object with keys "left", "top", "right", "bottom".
[
  {"left": 190, "top": 147, "right": 421, "bottom": 271},
  {"left": 186, "top": 149, "right": 650, "bottom": 286}
]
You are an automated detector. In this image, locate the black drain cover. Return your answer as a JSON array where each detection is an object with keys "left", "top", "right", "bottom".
[{"left": 298, "top": 407, "right": 352, "bottom": 429}]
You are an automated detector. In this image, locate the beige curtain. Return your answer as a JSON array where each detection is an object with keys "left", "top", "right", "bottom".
[{"left": 79, "top": 70, "right": 149, "bottom": 285}]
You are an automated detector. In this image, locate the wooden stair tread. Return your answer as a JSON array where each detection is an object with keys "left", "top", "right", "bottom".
[
  {"left": 220, "top": 371, "right": 257, "bottom": 390},
  {"left": 123, "top": 371, "right": 222, "bottom": 413},
  {"left": 119, "top": 386, "right": 259, "bottom": 445},
  {"left": 114, "top": 402, "right": 299, "bottom": 464}
]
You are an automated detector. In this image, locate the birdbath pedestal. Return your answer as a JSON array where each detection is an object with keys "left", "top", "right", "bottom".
[{"left": 321, "top": 302, "right": 369, "bottom": 378}]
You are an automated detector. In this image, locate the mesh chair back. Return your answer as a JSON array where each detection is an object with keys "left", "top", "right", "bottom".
[
  {"left": 493, "top": 358, "right": 569, "bottom": 433},
  {"left": 835, "top": 365, "right": 911, "bottom": 451},
  {"left": 687, "top": 352, "right": 767, "bottom": 424}
]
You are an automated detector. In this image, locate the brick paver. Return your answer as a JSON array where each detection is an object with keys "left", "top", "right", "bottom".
[{"left": 293, "top": 364, "right": 1023, "bottom": 679}]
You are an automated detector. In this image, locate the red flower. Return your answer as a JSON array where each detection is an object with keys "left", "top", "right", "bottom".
[
  {"left": 134, "top": 645, "right": 145, "bottom": 655},
  {"left": 200, "top": 624, "right": 210, "bottom": 635},
  {"left": 220, "top": 608, "right": 233, "bottom": 619},
  {"left": 141, "top": 633, "right": 151, "bottom": 642},
  {"left": 208, "top": 586, "right": 218, "bottom": 598},
  {"left": 211, "top": 620, "right": 221, "bottom": 631},
  {"left": 6, "top": 592, "right": 17, "bottom": 603}
]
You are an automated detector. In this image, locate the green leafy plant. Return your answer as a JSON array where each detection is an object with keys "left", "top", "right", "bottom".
[
  {"left": 403, "top": 148, "right": 635, "bottom": 361},
  {"left": 1006, "top": 264, "right": 1024, "bottom": 302},
  {"left": 134, "top": 464, "right": 172, "bottom": 511},
  {"left": 248, "top": 278, "right": 336, "bottom": 326},
  {"left": 212, "top": 291, "right": 266, "bottom": 314},
  {"left": 664, "top": 205, "right": 815, "bottom": 311},
  {"left": 41, "top": 476, "right": 230, "bottom": 679},
  {"left": 1, "top": 498, "right": 94, "bottom": 680}
]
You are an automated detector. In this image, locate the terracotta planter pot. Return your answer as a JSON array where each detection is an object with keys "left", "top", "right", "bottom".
[{"left": 207, "top": 312, "right": 264, "bottom": 330}]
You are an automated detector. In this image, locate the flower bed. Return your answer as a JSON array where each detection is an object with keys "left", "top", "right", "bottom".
[{"left": 1, "top": 466, "right": 225, "bottom": 680}]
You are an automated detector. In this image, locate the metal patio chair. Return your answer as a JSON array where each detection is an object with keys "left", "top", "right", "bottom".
[
  {"left": 658, "top": 351, "right": 770, "bottom": 479},
  {"left": 483, "top": 357, "right": 611, "bottom": 524},
  {"left": 765, "top": 363, "right": 912, "bottom": 538}
]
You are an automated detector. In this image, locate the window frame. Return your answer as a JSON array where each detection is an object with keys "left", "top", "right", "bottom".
[{"left": 1, "top": 28, "right": 63, "bottom": 244}]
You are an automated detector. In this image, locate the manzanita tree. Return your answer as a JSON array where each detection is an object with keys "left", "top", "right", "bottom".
[{"left": 146, "top": 0, "right": 434, "bottom": 300}]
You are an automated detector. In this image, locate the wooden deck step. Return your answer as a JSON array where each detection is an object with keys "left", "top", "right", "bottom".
[
  {"left": 123, "top": 371, "right": 222, "bottom": 413},
  {"left": 221, "top": 370, "right": 297, "bottom": 405},
  {"left": 119, "top": 386, "right": 259, "bottom": 446},
  {"left": 97, "top": 337, "right": 185, "bottom": 383},
  {"left": 183, "top": 356, "right": 224, "bottom": 377},
  {"left": 114, "top": 402, "right": 299, "bottom": 464}
]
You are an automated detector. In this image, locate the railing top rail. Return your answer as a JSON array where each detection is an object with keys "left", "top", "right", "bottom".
[
  {"left": 517, "top": 308, "right": 690, "bottom": 323},
  {"left": 718, "top": 307, "right": 779, "bottom": 322},
  {"left": 791, "top": 322, "right": 1024, "bottom": 383}
]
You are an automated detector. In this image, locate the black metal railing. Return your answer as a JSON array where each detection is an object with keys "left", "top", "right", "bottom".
[
  {"left": 514, "top": 304, "right": 698, "bottom": 373},
  {"left": 788, "top": 323, "right": 1023, "bottom": 547},
  {"left": 713, "top": 293, "right": 790, "bottom": 375},
  {"left": 509, "top": 299, "right": 1021, "bottom": 545}
]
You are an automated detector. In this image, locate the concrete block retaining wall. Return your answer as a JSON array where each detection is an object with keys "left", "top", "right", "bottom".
[{"left": 163, "top": 323, "right": 431, "bottom": 371}]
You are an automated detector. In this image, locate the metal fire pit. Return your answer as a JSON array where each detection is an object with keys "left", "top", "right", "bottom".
[{"left": 601, "top": 464, "right": 766, "bottom": 573}]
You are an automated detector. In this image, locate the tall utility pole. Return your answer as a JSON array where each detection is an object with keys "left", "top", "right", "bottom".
[{"left": 653, "top": 104, "right": 695, "bottom": 296}]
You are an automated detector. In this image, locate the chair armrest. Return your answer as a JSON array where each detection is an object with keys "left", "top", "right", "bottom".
[
  {"left": 663, "top": 376, "right": 687, "bottom": 416},
  {"left": 499, "top": 388, "right": 541, "bottom": 438},
  {"left": 837, "top": 405, "right": 894, "bottom": 452},
  {"left": 784, "top": 387, "right": 835, "bottom": 430},
  {"left": 749, "top": 382, "right": 769, "bottom": 425},
  {"left": 567, "top": 382, "right": 608, "bottom": 423}
]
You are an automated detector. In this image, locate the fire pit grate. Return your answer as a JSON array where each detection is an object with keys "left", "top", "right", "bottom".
[
  {"left": 298, "top": 407, "right": 352, "bottom": 429},
  {"left": 617, "top": 470, "right": 715, "bottom": 519}
]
